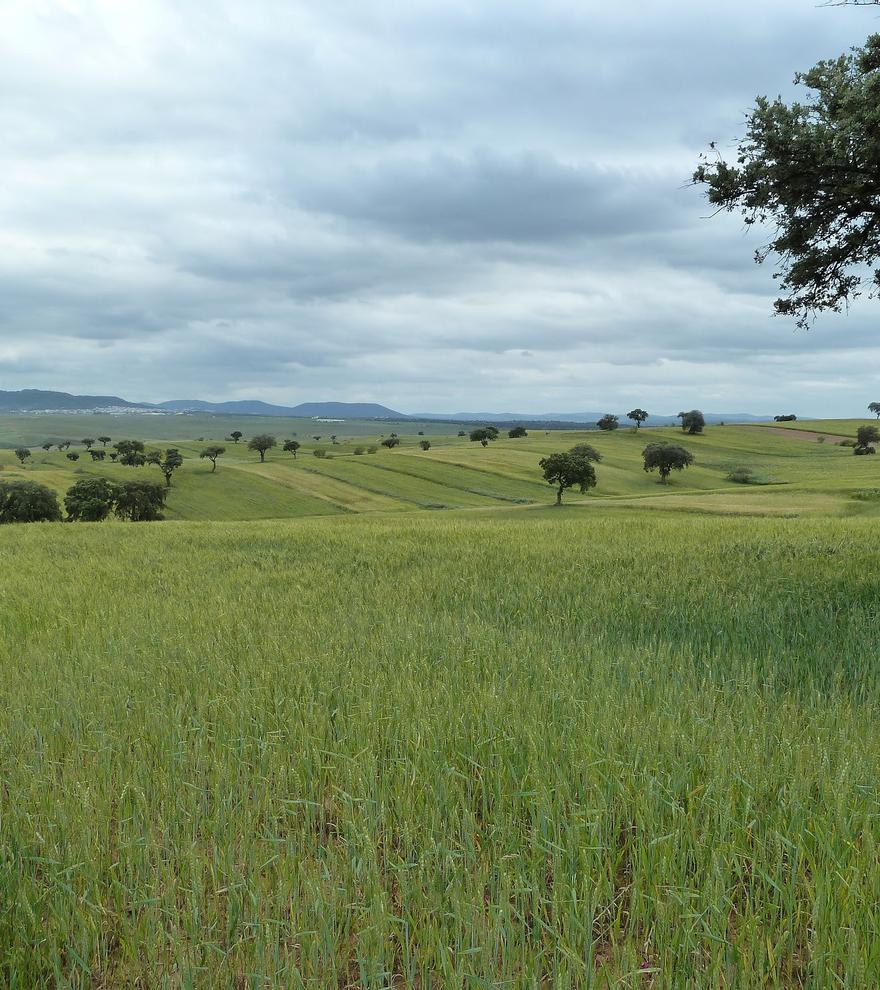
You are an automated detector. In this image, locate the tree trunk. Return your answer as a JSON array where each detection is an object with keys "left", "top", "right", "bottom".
[
  {"left": 211, "top": 460, "right": 217, "bottom": 472},
  {"left": 556, "top": 485, "right": 563, "bottom": 505},
  {"left": 260, "top": 451, "right": 265, "bottom": 462}
]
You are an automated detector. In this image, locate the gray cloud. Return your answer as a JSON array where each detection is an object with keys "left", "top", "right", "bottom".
[
  {"left": 0, "top": 0, "right": 876, "bottom": 415},
  {"left": 298, "top": 152, "right": 687, "bottom": 243}
]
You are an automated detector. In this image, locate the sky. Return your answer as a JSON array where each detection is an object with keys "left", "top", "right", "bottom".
[{"left": 0, "top": 0, "right": 875, "bottom": 416}]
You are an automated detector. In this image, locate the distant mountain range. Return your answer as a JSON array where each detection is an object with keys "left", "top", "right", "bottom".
[
  {"left": 0, "top": 389, "right": 779, "bottom": 425},
  {"left": 0, "top": 390, "right": 403, "bottom": 419},
  {"left": 0, "top": 389, "right": 139, "bottom": 412}
]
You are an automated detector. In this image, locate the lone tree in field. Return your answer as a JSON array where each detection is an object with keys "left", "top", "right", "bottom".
[
  {"left": 113, "top": 480, "right": 166, "bottom": 521},
  {"left": 469, "top": 426, "right": 499, "bottom": 443},
  {"left": 41, "top": 441, "right": 53, "bottom": 451},
  {"left": 568, "top": 442, "right": 602, "bottom": 463},
  {"left": 0, "top": 479, "right": 62, "bottom": 524},
  {"left": 282, "top": 439, "right": 301, "bottom": 458},
  {"left": 115, "top": 439, "right": 146, "bottom": 467},
  {"left": 643, "top": 442, "right": 695, "bottom": 484},
  {"left": 508, "top": 425, "right": 528, "bottom": 438},
  {"left": 66, "top": 451, "right": 80, "bottom": 462},
  {"left": 678, "top": 410, "right": 705, "bottom": 435},
  {"left": 64, "top": 477, "right": 117, "bottom": 522},
  {"left": 419, "top": 439, "right": 431, "bottom": 450},
  {"left": 58, "top": 440, "right": 71, "bottom": 450},
  {"left": 869, "top": 402, "right": 880, "bottom": 419},
  {"left": 81, "top": 438, "right": 95, "bottom": 450},
  {"left": 627, "top": 409, "right": 648, "bottom": 429},
  {"left": 693, "top": 32, "right": 880, "bottom": 328},
  {"left": 199, "top": 445, "right": 225, "bottom": 473},
  {"left": 381, "top": 436, "right": 400, "bottom": 448},
  {"left": 248, "top": 434, "right": 276, "bottom": 462},
  {"left": 147, "top": 448, "right": 184, "bottom": 487},
  {"left": 855, "top": 425, "right": 880, "bottom": 454},
  {"left": 88, "top": 449, "right": 106, "bottom": 461},
  {"left": 596, "top": 414, "right": 619, "bottom": 431},
  {"left": 539, "top": 451, "right": 598, "bottom": 505},
  {"left": 228, "top": 431, "right": 243, "bottom": 443},
  {"left": 14, "top": 447, "right": 31, "bottom": 465},
  {"left": 97, "top": 435, "right": 111, "bottom": 447},
  {"left": 457, "top": 430, "right": 467, "bottom": 437}
]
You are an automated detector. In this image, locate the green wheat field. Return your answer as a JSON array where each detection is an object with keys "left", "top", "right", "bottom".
[{"left": 2, "top": 416, "right": 880, "bottom": 987}]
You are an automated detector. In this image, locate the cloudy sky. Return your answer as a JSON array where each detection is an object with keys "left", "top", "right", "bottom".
[{"left": 0, "top": 1, "right": 875, "bottom": 415}]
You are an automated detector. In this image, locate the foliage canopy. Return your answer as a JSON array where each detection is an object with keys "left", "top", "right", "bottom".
[
  {"left": 694, "top": 34, "right": 880, "bottom": 327},
  {"left": 0, "top": 479, "right": 62, "bottom": 523},
  {"left": 539, "top": 451, "right": 598, "bottom": 504}
]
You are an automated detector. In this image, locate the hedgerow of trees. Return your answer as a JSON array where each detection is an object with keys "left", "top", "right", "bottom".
[{"left": 1, "top": 477, "right": 167, "bottom": 523}]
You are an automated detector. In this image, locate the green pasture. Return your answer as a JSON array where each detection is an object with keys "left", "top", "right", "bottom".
[
  {"left": 1, "top": 416, "right": 878, "bottom": 522},
  {"left": 2, "top": 510, "right": 880, "bottom": 986},
  {"left": 751, "top": 418, "right": 878, "bottom": 438}
]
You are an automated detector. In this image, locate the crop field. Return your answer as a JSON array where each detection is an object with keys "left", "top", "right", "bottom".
[
  {"left": 2, "top": 509, "right": 880, "bottom": 987},
  {"left": 3, "top": 419, "right": 880, "bottom": 986}
]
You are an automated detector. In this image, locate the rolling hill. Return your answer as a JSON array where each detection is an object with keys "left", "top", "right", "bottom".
[{"left": 1, "top": 416, "right": 875, "bottom": 522}]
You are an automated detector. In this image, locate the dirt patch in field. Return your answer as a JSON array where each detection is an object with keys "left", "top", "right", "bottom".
[{"left": 740, "top": 426, "right": 845, "bottom": 442}]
